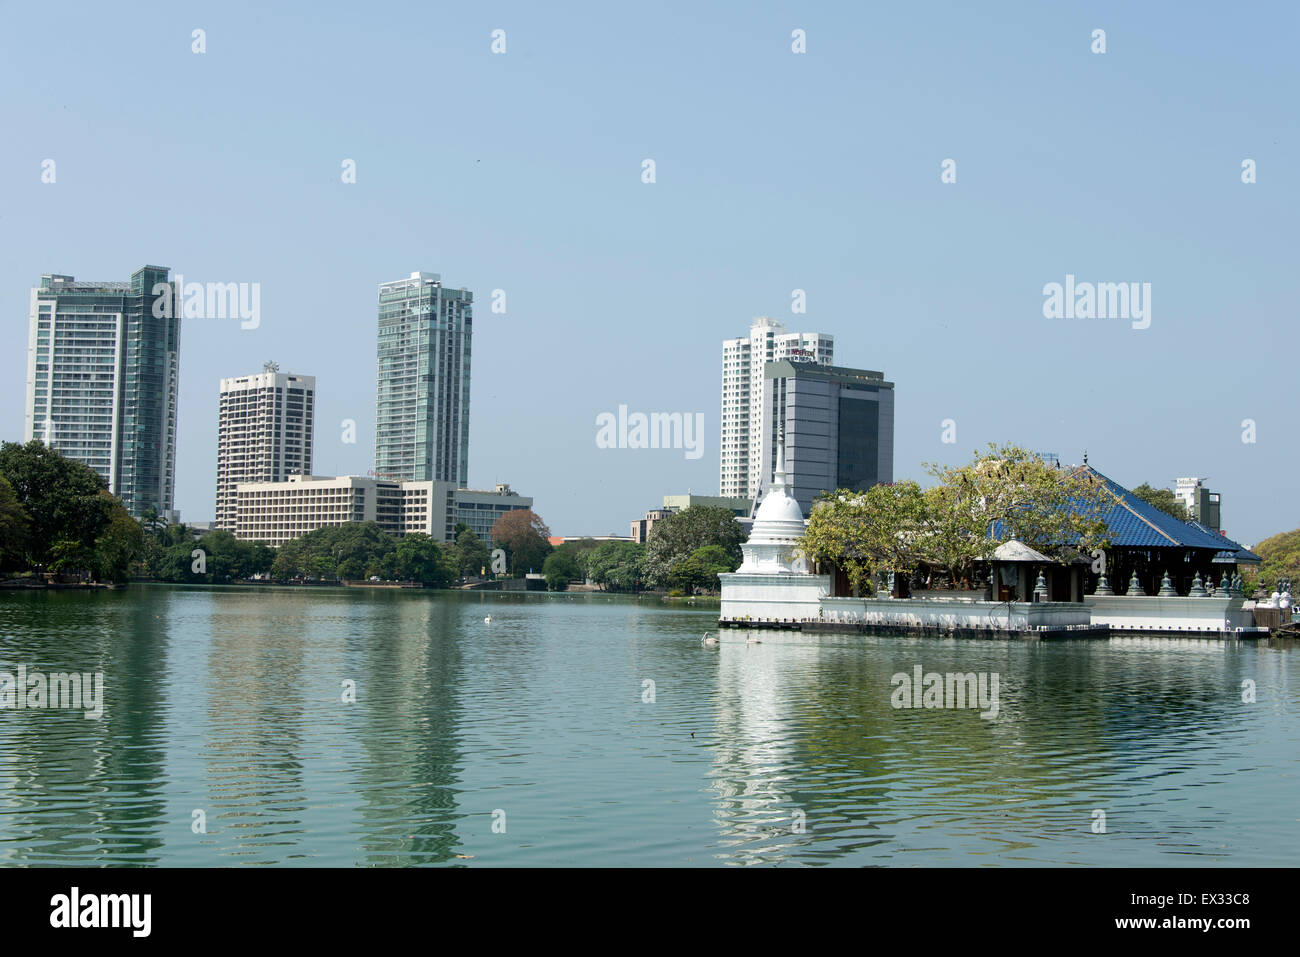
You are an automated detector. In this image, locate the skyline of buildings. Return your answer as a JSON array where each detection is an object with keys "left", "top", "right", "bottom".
[
  {"left": 17, "top": 263, "right": 536, "bottom": 547},
  {"left": 16, "top": 265, "right": 1240, "bottom": 545},
  {"left": 215, "top": 362, "right": 315, "bottom": 531},
  {"left": 23, "top": 266, "right": 180, "bottom": 520},
  {"left": 374, "top": 272, "right": 472, "bottom": 485}
]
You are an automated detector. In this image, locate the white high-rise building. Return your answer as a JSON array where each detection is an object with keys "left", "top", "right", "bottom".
[
  {"left": 215, "top": 363, "right": 315, "bottom": 531},
  {"left": 719, "top": 317, "right": 832, "bottom": 499},
  {"left": 24, "top": 267, "right": 180, "bottom": 520}
]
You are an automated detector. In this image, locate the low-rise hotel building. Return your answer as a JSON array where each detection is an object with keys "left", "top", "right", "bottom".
[{"left": 233, "top": 474, "right": 530, "bottom": 547}]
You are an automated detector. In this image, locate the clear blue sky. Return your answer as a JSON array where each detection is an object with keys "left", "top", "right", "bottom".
[{"left": 2, "top": 1, "right": 1296, "bottom": 544}]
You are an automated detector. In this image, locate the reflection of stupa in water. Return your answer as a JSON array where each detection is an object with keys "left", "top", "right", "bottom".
[{"left": 718, "top": 432, "right": 829, "bottom": 622}]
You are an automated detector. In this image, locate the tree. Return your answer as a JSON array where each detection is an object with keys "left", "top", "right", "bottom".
[
  {"left": 0, "top": 475, "right": 31, "bottom": 573},
  {"left": 586, "top": 541, "right": 645, "bottom": 592},
  {"left": 643, "top": 506, "right": 744, "bottom": 588},
  {"left": 261, "top": 522, "right": 397, "bottom": 582},
  {"left": 155, "top": 541, "right": 199, "bottom": 582},
  {"left": 0, "top": 440, "right": 114, "bottom": 571},
  {"left": 271, "top": 544, "right": 300, "bottom": 581},
  {"left": 140, "top": 505, "right": 166, "bottom": 536},
  {"left": 491, "top": 509, "right": 552, "bottom": 576},
  {"left": 802, "top": 481, "right": 929, "bottom": 595},
  {"left": 395, "top": 533, "right": 455, "bottom": 585},
  {"left": 454, "top": 527, "right": 491, "bottom": 577},
  {"left": 1129, "top": 483, "right": 1190, "bottom": 522},
  {"left": 801, "top": 445, "right": 1112, "bottom": 593},
  {"left": 542, "top": 550, "right": 582, "bottom": 590},
  {"left": 372, "top": 551, "right": 399, "bottom": 581},
  {"left": 338, "top": 555, "right": 367, "bottom": 581},
  {"left": 92, "top": 491, "right": 143, "bottom": 583},
  {"left": 668, "top": 544, "right": 738, "bottom": 594},
  {"left": 1244, "top": 527, "right": 1300, "bottom": 595},
  {"left": 921, "top": 444, "right": 1110, "bottom": 576},
  {"left": 541, "top": 538, "right": 601, "bottom": 585}
]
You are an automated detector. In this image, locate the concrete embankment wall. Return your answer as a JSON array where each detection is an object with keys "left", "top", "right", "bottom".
[
  {"left": 1084, "top": 594, "right": 1257, "bottom": 633},
  {"left": 720, "top": 594, "right": 1097, "bottom": 636},
  {"left": 819, "top": 597, "right": 1091, "bottom": 631}
]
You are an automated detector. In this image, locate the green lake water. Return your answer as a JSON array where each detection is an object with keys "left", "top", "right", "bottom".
[{"left": 0, "top": 584, "right": 1295, "bottom": 866}]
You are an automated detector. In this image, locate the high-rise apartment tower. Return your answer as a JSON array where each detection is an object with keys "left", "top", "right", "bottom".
[
  {"left": 374, "top": 272, "right": 471, "bottom": 484},
  {"left": 24, "top": 266, "right": 180, "bottom": 519}
]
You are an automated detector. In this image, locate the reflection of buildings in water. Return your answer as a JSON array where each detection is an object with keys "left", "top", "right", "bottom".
[
  {"left": 353, "top": 593, "right": 467, "bottom": 866},
  {"left": 0, "top": 589, "right": 173, "bottom": 865},
  {"left": 203, "top": 592, "right": 309, "bottom": 860},
  {"left": 1018, "top": 637, "right": 1250, "bottom": 745},
  {"left": 706, "top": 635, "right": 1049, "bottom": 864},
  {"left": 704, "top": 633, "right": 1204, "bottom": 864},
  {"left": 706, "top": 634, "right": 877, "bottom": 865}
]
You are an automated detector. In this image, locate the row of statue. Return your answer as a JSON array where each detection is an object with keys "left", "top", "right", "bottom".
[{"left": 1088, "top": 570, "right": 1291, "bottom": 602}]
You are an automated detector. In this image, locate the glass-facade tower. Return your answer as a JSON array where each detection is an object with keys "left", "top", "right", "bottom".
[
  {"left": 374, "top": 272, "right": 471, "bottom": 484},
  {"left": 24, "top": 265, "right": 180, "bottom": 519}
]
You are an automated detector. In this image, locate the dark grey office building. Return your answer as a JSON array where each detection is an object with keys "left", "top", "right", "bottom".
[{"left": 761, "top": 360, "right": 895, "bottom": 514}]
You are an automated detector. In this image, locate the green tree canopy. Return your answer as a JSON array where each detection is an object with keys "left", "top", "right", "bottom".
[
  {"left": 269, "top": 522, "right": 397, "bottom": 581},
  {"left": 0, "top": 475, "right": 31, "bottom": 573},
  {"left": 153, "top": 528, "right": 275, "bottom": 584},
  {"left": 801, "top": 481, "right": 928, "bottom": 595},
  {"left": 643, "top": 506, "right": 744, "bottom": 588},
  {"left": 394, "top": 533, "right": 456, "bottom": 585},
  {"left": 454, "top": 527, "right": 492, "bottom": 577},
  {"left": 542, "top": 550, "right": 582, "bottom": 590},
  {"left": 0, "top": 440, "right": 114, "bottom": 571},
  {"left": 93, "top": 491, "right": 144, "bottom": 583},
  {"left": 921, "top": 444, "right": 1110, "bottom": 573},
  {"left": 668, "top": 544, "right": 738, "bottom": 594},
  {"left": 586, "top": 541, "right": 645, "bottom": 592},
  {"left": 801, "top": 445, "right": 1112, "bottom": 592},
  {"left": 552, "top": 538, "right": 601, "bottom": 579},
  {"left": 1244, "top": 527, "right": 1300, "bottom": 594}
]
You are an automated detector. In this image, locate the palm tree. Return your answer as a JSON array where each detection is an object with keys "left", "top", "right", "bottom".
[{"left": 141, "top": 506, "right": 166, "bottom": 537}]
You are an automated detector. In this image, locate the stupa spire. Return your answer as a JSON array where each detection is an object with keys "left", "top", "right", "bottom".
[{"left": 772, "top": 427, "right": 789, "bottom": 491}]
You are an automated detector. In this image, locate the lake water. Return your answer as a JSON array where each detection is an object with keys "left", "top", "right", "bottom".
[{"left": 0, "top": 585, "right": 1295, "bottom": 867}]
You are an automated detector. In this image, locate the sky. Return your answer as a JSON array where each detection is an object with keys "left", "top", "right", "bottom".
[{"left": 1, "top": 0, "right": 1296, "bottom": 545}]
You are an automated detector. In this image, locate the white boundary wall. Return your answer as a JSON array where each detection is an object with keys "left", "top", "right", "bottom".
[
  {"left": 1085, "top": 595, "right": 1256, "bottom": 633},
  {"left": 820, "top": 597, "right": 1090, "bottom": 630}
]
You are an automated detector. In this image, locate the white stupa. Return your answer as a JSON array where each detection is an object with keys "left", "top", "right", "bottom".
[
  {"left": 719, "top": 432, "right": 831, "bottom": 622},
  {"left": 734, "top": 433, "right": 807, "bottom": 574}
]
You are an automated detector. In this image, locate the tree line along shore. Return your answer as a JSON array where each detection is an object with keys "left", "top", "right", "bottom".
[{"left": 2, "top": 439, "right": 1297, "bottom": 600}]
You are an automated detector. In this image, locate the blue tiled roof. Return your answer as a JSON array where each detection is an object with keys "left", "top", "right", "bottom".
[
  {"left": 1184, "top": 519, "right": 1264, "bottom": 563},
  {"left": 990, "top": 466, "right": 1242, "bottom": 551},
  {"left": 1078, "top": 467, "right": 1235, "bottom": 549}
]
